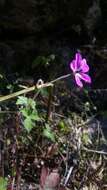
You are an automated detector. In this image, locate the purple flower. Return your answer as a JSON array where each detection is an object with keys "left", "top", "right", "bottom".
[{"left": 70, "top": 53, "right": 91, "bottom": 88}]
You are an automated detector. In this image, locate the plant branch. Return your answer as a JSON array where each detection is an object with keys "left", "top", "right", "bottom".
[{"left": 0, "top": 73, "right": 71, "bottom": 102}]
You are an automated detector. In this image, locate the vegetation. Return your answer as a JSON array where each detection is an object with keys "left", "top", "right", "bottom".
[{"left": 0, "top": 52, "right": 107, "bottom": 190}]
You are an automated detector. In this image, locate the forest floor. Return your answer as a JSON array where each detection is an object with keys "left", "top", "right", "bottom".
[{"left": 0, "top": 77, "right": 107, "bottom": 190}]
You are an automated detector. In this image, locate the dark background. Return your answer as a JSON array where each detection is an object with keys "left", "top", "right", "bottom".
[{"left": 0, "top": 0, "right": 107, "bottom": 88}]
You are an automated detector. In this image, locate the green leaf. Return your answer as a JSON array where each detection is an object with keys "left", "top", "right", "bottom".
[
  {"left": 21, "top": 108, "right": 29, "bottom": 117},
  {"left": 43, "top": 125, "right": 55, "bottom": 142},
  {"left": 17, "top": 96, "right": 40, "bottom": 132},
  {"left": 16, "top": 96, "right": 28, "bottom": 106},
  {"left": 16, "top": 96, "right": 36, "bottom": 109},
  {"left": 32, "top": 56, "right": 49, "bottom": 68},
  {"left": 21, "top": 109, "right": 40, "bottom": 120},
  {"left": 58, "top": 121, "right": 66, "bottom": 130},
  {"left": 6, "top": 84, "right": 13, "bottom": 90},
  {"left": 23, "top": 117, "right": 34, "bottom": 132},
  {"left": 28, "top": 98, "right": 36, "bottom": 109},
  {"left": 0, "top": 177, "right": 7, "bottom": 190},
  {"left": 30, "top": 111, "right": 40, "bottom": 121}
]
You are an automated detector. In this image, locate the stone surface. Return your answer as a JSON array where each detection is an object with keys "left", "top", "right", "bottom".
[
  {"left": 0, "top": 0, "right": 104, "bottom": 88},
  {"left": 0, "top": 0, "right": 93, "bottom": 34}
]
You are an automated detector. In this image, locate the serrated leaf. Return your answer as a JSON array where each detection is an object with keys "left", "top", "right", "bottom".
[
  {"left": 0, "top": 177, "right": 7, "bottom": 190},
  {"left": 28, "top": 98, "right": 36, "bottom": 109},
  {"left": 43, "top": 125, "right": 55, "bottom": 142},
  {"left": 16, "top": 96, "right": 28, "bottom": 105},
  {"left": 21, "top": 108, "right": 28, "bottom": 117},
  {"left": 30, "top": 111, "right": 40, "bottom": 121},
  {"left": 23, "top": 117, "right": 34, "bottom": 132}
]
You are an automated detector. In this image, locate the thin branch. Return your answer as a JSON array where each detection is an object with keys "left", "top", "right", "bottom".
[
  {"left": 83, "top": 147, "right": 107, "bottom": 155},
  {"left": 64, "top": 166, "right": 74, "bottom": 186},
  {"left": 0, "top": 86, "right": 36, "bottom": 102},
  {"left": 50, "top": 73, "right": 71, "bottom": 83},
  {"left": 0, "top": 73, "right": 71, "bottom": 103}
]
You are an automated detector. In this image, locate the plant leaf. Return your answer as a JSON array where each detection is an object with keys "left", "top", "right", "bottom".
[
  {"left": 30, "top": 111, "right": 40, "bottom": 121},
  {"left": 16, "top": 96, "right": 28, "bottom": 106},
  {"left": 23, "top": 117, "right": 34, "bottom": 132},
  {"left": 21, "top": 108, "right": 29, "bottom": 117},
  {"left": 0, "top": 177, "right": 7, "bottom": 190},
  {"left": 43, "top": 125, "right": 55, "bottom": 142},
  {"left": 28, "top": 98, "right": 36, "bottom": 109}
]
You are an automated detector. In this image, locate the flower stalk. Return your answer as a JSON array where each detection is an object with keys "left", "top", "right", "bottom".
[{"left": 0, "top": 74, "right": 72, "bottom": 103}]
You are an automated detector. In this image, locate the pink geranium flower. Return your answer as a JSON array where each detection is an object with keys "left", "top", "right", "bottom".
[{"left": 70, "top": 53, "right": 91, "bottom": 88}]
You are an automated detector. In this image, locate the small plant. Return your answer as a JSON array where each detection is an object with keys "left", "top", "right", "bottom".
[
  {"left": 43, "top": 124, "right": 55, "bottom": 142},
  {"left": 16, "top": 96, "right": 40, "bottom": 132},
  {"left": 6, "top": 52, "right": 92, "bottom": 135},
  {"left": 32, "top": 54, "right": 55, "bottom": 68},
  {"left": 0, "top": 52, "right": 96, "bottom": 189}
]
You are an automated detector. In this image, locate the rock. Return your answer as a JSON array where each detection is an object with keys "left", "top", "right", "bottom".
[
  {"left": 99, "top": 0, "right": 107, "bottom": 41},
  {"left": 84, "top": 0, "right": 101, "bottom": 39},
  {"left": 0, "top": 0, "right": 103, "bottom": 82},
  {"left": 0, "top": 0, "right": 95, "bottom": 35}
]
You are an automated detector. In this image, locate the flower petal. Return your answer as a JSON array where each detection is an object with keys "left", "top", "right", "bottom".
[
  {"left": 79, "top": 73, "right": 92, "bottom": 83},
  {"left": 80, "top": 58, "right": 89, "bottom": 72},
  {"left": 75, "top": 53, "right": 82, "bottom": 69},
  {"left": 70, "top": 60, "right": 76, "bottom": 72},
  {"left": 75, "top": 73, "right": 83, "bottom": 88}
]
